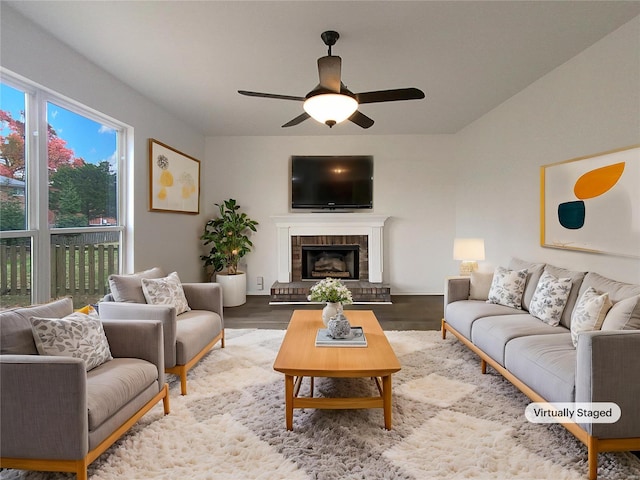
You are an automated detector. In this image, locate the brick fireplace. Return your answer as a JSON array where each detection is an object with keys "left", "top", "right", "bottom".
[{"left": 270, "top": 214, "right": 390, "bottom": 303}]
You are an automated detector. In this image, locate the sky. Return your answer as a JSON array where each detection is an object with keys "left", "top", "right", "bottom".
[{"left": 0, "top": 82, "right": 117, "bottom": 167}]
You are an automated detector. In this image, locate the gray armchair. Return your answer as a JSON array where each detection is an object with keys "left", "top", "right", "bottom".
[
  {"left": 99, "top": 270, "right": 224, "bottom": 395},
  {"left": 0, "top": 297, "right": 170, "bottom": 480}
]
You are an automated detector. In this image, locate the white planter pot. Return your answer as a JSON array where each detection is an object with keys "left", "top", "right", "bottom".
[{"left": 215, "top": 271, "right": 247, "bottom": 307}]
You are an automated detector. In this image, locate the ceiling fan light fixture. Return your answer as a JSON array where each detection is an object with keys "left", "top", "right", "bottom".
[{"left": 303, "top": 93, "right": 358, "bottom": 127}]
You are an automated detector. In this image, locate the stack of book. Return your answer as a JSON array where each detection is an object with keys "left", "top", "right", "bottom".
[{"left": 315, "top": 327, "right": 367, "bottom": 347}]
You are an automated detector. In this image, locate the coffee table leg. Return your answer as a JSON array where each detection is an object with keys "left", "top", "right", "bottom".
[
  {"left": 383, "top": 375, "right": 392, "bottom": 430},
  {"left": 285, "top": 375, "right": 294, "bottom": 430}
]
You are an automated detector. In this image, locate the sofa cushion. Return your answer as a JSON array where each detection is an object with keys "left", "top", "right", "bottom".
[
  {"left": 30, "top": 312, "right": 113, "bottom": 371},
  {"left": 504, "top": 333, "right": 576, "bottom": 403},
  {"left": 86, "top": 358, "right": 158, "bottom": 430},
  {"left": 0, "top": 297, "right": 74, "bottom": 355},
  {"left": 508, "top": 258, "right": 545, "bottom": 310},
  {"left": 529, "top": 270, "right": 572, "bottom": 326},
  {"left": 445, "top": 300, "right": 527, "bottom": 340},
  {"left": 471, "top": 314, "right": 567, "bottom": 367},
  {"left": 141, "top": 271, "right": 191, "bottom": 315},
  {"left": 174, "top": 310, "right": 223, "bottom": 365},
  {"left": 543, "top": 265, "right": 586, "bottom": 329},
  {"left": 469, "top": 271, "right": 494, "bottom": 300},
  {"left": 602, "top": 295, "right": 640, "bottom": 331},
  {"left": 108, "top": 267, "right": 165, "bottom": 303},
  {"left": 570, "top": 287, "right": 613, "bottom": 347},
  {"left": 579, "top": 272, "right": 640, "bottom": 331},
  {"left": 487, "top": 266, "right": 528, "bottom": 309}
]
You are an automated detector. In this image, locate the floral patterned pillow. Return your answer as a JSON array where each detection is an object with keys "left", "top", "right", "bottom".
[
  {"left": 30, "top": 311, "right": 113, "bottom": 371},
  {"left": 141, "top": 271, "right": 191, "bottom": 315},
  {"left": 570, "top": 287, "right": 613, "bottom": 347},
  {"left": 529, "top": 271, "right": 572, "bottom": 326},
  {"left": 486, "top": 266, "right": 528, "bottom": 309}
]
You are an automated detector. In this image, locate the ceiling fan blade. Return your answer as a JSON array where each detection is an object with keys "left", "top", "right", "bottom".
[
  {"left": 317, "top": 56, "right": 341, "bottom": 93},
  {"left": 356, "top": 88, "right": 425, "bottom": 104},
  {"left": 238, "top": 90, "right": 304, "bottom": 101},
  {"left": 282, "top": 112, "right": 310, "bottom": 128},
  {"left": 348, "top": 110, "right": 374, "bottom": 129}
]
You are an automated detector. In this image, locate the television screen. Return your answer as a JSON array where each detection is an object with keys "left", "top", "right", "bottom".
[{"left": 291, "top": 155, "right": 373, "bottom": 210}]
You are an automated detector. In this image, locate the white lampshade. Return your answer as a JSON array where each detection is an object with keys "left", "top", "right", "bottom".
[
  {"left": 303, "top": 93, "right": 358, "bottom": 127},
  {"left": 453, "top": 238, "right": 485, "bottom": 275}
]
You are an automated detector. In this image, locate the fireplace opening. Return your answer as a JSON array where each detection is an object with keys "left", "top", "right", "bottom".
[{"left": 301, "top": 245, "right": 359, "bottom": 280}]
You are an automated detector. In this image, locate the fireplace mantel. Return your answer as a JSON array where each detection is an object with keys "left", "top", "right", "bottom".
[{"left": 272, "top": 214, "right": 389, "bottom": 283}]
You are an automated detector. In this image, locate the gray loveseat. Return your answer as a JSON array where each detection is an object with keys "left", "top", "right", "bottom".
[
  {"left": 442, "top": 258, "right": 640, "bottom": 480},
  {"left": 0, "top": 297, "right": 170, "bottom": 480},
  {"left": 99, "top": 267, "right": 224, "bottom": 395}
]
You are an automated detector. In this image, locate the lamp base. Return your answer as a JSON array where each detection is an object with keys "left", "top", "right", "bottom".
[{"left": 459, "top": 261, "right": 478, "bottom": 276}]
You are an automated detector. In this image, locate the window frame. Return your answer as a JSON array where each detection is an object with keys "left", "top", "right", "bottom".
[{"left": 1, "top": 69, "right": 130, "bottom": 304}]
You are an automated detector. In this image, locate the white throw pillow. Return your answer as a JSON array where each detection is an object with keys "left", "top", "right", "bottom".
[
  {"left": 141, "top": 271, "right": 191, "bottom": 315},
  {"left": 486, "top": 266, "right": 528, "bottom": 309},
  {"left": 469, "top": 271, "right": 494, "bottom": 301},
  {"left": 30, "top": 311, "right": 113, "bottom": 371},
  {"left": 570, "top": 287, "right": 613, "bottom": 347},
  {"left": 529, "top": 271, "right": 572, "bottom": 326}
]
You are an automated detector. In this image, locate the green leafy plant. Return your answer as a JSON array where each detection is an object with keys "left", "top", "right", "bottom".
[{"left": 200, "top": 199, "right": 258, "bottom": 275}]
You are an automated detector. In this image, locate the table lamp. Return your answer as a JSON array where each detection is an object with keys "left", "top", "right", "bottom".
[{"left": 453, "top": 238, "right": 485, "bottom": 275}]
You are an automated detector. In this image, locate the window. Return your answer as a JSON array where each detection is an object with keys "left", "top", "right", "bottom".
[{"left": 1, "top": 73, "right": 127, "bottom": 308}]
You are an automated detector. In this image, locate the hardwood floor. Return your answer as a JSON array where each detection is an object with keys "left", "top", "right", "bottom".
[{"left": 223, "top": 295, "right": 444, "bottom": 331}]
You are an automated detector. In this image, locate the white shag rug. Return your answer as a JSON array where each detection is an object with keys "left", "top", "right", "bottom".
[{"left": 3, "top": 329, "right": 640, "bottom": 480}]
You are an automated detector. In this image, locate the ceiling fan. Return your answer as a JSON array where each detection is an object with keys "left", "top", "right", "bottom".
[{"left": 238, "top": 30, "right": 425, "bottom": 129}]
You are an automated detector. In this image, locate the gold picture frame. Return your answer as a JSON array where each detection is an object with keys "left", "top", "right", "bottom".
[
  {"left": 149, "top": 139, "right": 200, "bottom": 214},
  {"left": 540, "top": 144, "right": 639, "bottom": 258}
]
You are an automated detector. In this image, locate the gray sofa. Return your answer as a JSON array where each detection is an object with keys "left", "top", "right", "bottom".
[
  {"left": 0, "top": 297, "right": 169, "bottom": 480},
  {"left": 99, "top": 268, "right": 224, "bottom": 395},
  {"left": 442, "top": 258, "right": 640, "bottom": 480}
]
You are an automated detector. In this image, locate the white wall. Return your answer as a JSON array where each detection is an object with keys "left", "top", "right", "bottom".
[
  {"left": 1, "top": 5, "right": 206, "bottom": 282},
  {"left": 204, "top": 135, "right": 457, "bottom": 295},
  {"left": 5, "top": 3, "right": 637, "bottom": 294},
  {"left": 456, "top": 16, "right": 640, "bottom": 284}
]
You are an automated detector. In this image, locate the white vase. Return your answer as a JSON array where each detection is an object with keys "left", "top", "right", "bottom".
[{"left": 322, "top": 302, "right": 342, "bottom": 327}]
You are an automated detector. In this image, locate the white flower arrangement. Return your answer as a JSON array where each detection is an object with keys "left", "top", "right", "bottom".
[{"left": 307, "top": 277, "right": 354, "bottom": 304}]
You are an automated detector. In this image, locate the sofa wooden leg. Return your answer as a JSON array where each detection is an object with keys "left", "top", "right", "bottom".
[
  {"left": 162, "top": 384, "right": 171, "bottom": 414},
  {"left": 588, "top": 436, "right": 598, "bottom": 480},
  {"left": 179, "top": 370, "right": 188, "bottom": 396},
  {"left": 441, "top": 319, "right": 447, "bottom": 339},
  {"left": 481, "top": 359, "right": 487, "bottom": 374},
  {"left": 221, "top": 329, "right": 225, "bottom": 348}
]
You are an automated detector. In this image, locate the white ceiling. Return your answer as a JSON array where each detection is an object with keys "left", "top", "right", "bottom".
[{"left": 7, "top": 1, "right": 640, "bottom": 137}]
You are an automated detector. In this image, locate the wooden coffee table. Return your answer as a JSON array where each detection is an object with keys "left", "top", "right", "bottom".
[{"left": 273, "top": 309, "right": 401, "bottom": 430}]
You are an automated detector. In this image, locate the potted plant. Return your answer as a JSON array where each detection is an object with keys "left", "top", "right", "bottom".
[{"left": 201, "top": 199, "right": 258, "bottom": 306}]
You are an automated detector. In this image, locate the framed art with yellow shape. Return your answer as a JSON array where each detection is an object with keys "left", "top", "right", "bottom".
[
  {"left": 540, "top": 144, "right": 639, "bottom": 258},
  {"left": 149, "top": 139, "right": 200, "bottom": 214}
]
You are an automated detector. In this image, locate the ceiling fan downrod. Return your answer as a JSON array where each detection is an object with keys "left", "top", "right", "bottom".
[{"left": 321, "top": 30, "right": 339, "bottom": 56}]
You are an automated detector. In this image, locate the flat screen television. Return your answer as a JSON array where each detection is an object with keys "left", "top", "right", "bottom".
[{"left": 291, "top": 155, "right": 373, "bottom": 210}]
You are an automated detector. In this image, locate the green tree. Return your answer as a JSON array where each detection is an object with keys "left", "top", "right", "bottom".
[
  {"left": 49, "top": 162, "right": 116, "bottom": 221},
  {"left": 0, "top": 198, "right": 25, "bottom": 230}
]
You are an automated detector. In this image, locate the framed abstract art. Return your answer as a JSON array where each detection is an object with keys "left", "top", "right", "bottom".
[
  {"left": 540, "top": 144, "right": 639, "bottom": 258},
  {"left": 149, "top": 139, "right": 200, "bottom": 214}
]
